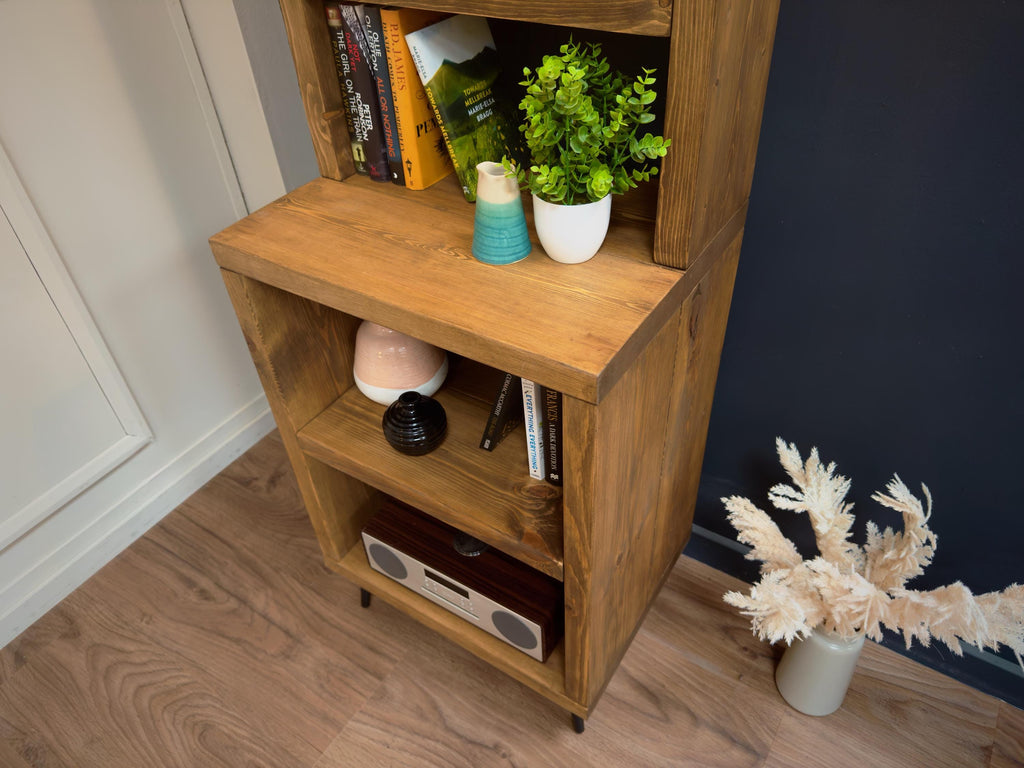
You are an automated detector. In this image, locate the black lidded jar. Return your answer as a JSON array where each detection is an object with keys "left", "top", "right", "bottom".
[{"left": 381, "top": 391, "right": 447, "bottom": 455}]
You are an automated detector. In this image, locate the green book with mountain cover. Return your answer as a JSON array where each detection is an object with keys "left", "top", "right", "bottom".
[{"left": 404, "top": 15, "right": 524, "bottom": 202}]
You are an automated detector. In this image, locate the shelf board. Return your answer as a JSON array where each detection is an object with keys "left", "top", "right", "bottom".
[
  {"left": 297, "top": 380, "right": 564, "bottom": 581},
  {"left": 362, "top": 1, "right": 671, "bottom": 37},
  {"left": 210, "top": 175, "right": 687, "bottom": 404},
  {"left": 328, "top": 544, "right": 583, "bottom": 715}
]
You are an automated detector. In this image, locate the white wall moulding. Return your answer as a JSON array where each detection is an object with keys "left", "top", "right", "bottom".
[
  {"left": 0, "top": 0, "right": 287, "bottom": 650},
  {"left": 0, "top": 394, "right": 273, "bottom": 648},
  {"left": 0, "top": 144, "right": 153, "bottom": 551}
]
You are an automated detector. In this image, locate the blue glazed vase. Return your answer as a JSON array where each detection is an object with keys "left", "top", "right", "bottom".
[{"left": 471, "top": 162, "right": 531, "bottom": 265}]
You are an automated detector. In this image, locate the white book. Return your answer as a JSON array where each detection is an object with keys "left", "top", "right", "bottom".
[{"left": 521, "top": 378, "right": 546, "bottom": 481}]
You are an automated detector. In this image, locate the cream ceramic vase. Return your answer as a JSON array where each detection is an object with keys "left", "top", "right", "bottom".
[
  {"left": 532, "top": 193, "right": 611, "bottom": 264},
  {"left": 352, "top": 321, "right": 448, "bottom": 405},
  {"left": 471, "top": 161, "right": 531, "bottom": 265},
  {"left": 774, "top": 629, "right": 866, "bottom": 716}
]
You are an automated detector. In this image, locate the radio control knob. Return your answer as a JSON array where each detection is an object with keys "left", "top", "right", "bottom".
[{"left": 453, "top": 532, "right": 489, "bottom": 556}]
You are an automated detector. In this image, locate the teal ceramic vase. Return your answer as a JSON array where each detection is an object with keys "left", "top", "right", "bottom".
[{"left": 471, "top": 162, "right": 531, "bottom": 265}]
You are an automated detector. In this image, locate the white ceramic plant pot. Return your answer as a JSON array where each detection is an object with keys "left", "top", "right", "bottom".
[
  {"left": 531, "top": 193, "right": 611, "bottom": 264},
  {"left": 774, "top": 629, "right": 866, "bottom": 716}
]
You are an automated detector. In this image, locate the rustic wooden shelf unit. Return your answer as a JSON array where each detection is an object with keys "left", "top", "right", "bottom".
[{"left": 209, "top": 0, "right": 779, "bottom": 727}]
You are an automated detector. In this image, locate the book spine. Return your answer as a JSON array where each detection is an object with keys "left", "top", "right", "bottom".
[
  {"left": 380, "top": 8, "right": 453, "bottom": 190},
  {"left": 324, "top": 3, "right": 367, "bottom": 175},
  {"left": 338, "top": 4, "right": 390, "bottom": 182},
  {"left": 360, "top": 5, "right": 404, "bottom": 186},
  {"left": 540, "top": 386, "right": 562, "bottom": 486},
  {"left": 405, "top": 31, "right": 466, "bottom": 198},
  {"left": 521, "top": 379, "right": 546, "bottom": 481},
  {"left": 479, "top": 373, "right": 522, "bottom": 451}
]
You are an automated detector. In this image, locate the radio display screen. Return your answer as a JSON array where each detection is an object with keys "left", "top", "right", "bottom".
[{"left": 424, "top": 569, "right": 470, "bottom": 599}]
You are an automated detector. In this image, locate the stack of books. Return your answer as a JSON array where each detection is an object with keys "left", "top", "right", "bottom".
[
  {"left": 324, "top": 4, "right": 524, "bottom": 201},
  {"left": 479, "top": 372, "right": 562, "bottom": 486}
]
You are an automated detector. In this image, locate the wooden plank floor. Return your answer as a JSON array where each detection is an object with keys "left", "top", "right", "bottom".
[{"left": 1, "top": 432, "right": 1021, "bottom": 767}]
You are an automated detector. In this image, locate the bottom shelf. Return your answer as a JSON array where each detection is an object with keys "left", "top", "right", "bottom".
[{"left": 327, "top": 544, "right": 583, "bottom": 716}]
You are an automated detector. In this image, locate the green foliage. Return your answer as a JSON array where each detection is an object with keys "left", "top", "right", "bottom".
[{"left": 502, "top": 40, "right": 671, "bottom": 205}]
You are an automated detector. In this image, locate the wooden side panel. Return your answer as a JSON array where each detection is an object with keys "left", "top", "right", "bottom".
[
  {"left": 277, "top": 0, "right": 353, "bottom": 180},
  {"left": 562, "top": 233, "right": 742, "bottom": 708},
  {"left": 561, "top": 400, "right": 597, "bottom": 704},
  {"left": 221, "top": 270, "right": 374, "bottom": 561},
  {"left": 685, "top": 1, "right": 779, "bottom": 256},
  {"left": 651, "top": 230, "right": 741, "bottom": 572},
  {"left": 562, "top": 302, "right": 685, "bottom": 705},
  {"left": 654, "top": 0, "right": 779, "bottom": 268},
  {"left": 652, "top": 0, "right": 717, "bottom": 269}
]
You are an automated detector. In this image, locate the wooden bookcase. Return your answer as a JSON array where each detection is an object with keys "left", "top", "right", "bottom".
[{"left": 209, "top": 0, "right": 779, "bottom": 725}]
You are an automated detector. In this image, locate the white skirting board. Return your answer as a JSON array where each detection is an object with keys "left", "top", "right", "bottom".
[{"left": 0, "top": 395, "right": 274, "bottom": 649}]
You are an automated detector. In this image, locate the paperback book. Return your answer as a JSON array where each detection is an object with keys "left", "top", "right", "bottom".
[
  {"left": 404, "top": 14, "right": 525, "bottom": 201},
  {"left": 479, "top": 372, "right": 522, "bottom": 451},
  {"left": 325, "top": 3, "right": 364, "bottom": 175},
  {"left": 360, "top": 5, "right": 404, "bottom": 185},
  {"left": 521, "top": 378, "right": 545, "bottom": 481},
  {"left": 326, "top": 3, "right": 390, "bottom": 182},
  {"left": 380, "top": 7, "right": 454, "bottom": 190},
  {"left": 539, "top": 385, "right": 562, "bottom": 486}
]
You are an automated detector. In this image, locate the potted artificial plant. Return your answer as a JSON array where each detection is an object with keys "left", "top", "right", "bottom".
[
  {"left": 503, "top": 40, "right": 670, "bottom": 264},
  {"left": 723, "top": 439, "right": 1024, "bottom": 716}
]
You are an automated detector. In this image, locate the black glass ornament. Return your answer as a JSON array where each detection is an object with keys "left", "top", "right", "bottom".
[{"left": 381, "top": 391, "right": 447, "bottom": 455}]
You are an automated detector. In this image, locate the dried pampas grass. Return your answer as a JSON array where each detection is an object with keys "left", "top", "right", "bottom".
[{"left": 723, "top": 439, "right": 1024, "bottom": 670}]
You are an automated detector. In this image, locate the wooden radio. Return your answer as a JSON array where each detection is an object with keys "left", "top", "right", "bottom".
[{"left": 362, "top": 496, "right": 563, "bottom": 661}]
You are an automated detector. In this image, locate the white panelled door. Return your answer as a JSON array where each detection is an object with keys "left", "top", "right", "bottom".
[{"left": 0, "top": 147, "right": 151, "bottom": 550}]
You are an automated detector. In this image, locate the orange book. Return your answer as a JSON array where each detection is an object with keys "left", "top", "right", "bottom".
[{"left": 380, "top": 7, "right": 454, "bottom": 190}]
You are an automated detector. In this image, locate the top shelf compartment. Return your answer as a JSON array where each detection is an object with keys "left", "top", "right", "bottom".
[
  {"left": 360, "top": 0, "right": 672, "bottom": 36},
  {"left": 210, "top": 175, "right": 687, "bottom": 403}
]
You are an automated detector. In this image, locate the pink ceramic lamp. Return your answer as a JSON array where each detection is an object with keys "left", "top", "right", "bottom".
[{"left": 352, "top": 321, "right": 448, "bottom": 405}]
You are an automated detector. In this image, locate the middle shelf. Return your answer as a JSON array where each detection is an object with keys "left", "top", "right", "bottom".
[{"left": 297, "top": 358, "right": 565, "bottom": 580}]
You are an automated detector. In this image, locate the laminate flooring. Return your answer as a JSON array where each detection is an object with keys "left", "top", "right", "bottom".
[{"left": 1, "top": 433, "right": 1020, "bottom": 767}]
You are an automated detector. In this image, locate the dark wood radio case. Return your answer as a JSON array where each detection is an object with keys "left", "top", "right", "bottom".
[{"left": 364, "top": 496, "right": 564, "bottom": 660}]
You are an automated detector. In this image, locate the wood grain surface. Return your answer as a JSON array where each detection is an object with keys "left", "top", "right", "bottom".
[
  {"left": 211, "top": 176, "right": 687, "bottom": 404},
  {"left": 367, "top": 0, "right": 672, "bottom": 36},
  {"left": 325, "top": 544, "right": 575, "bottom": 714},
  {"left": 559, "top": 233, "right": 740, "bottom": 709},
  {"left": 0, "top": 433, "right": 1019, "bottom": 767},
  {"left": 222, "top": 270, "right": 379, "bottom": 565},
  {"left": 298, "top": 379, "right": 564, "bottom": 580},
  {"left": 654, "top": 0, "right": 779, "bottom": 268},
  {"left": 278, "top": 0, "right": 354, "bottom": 180}
]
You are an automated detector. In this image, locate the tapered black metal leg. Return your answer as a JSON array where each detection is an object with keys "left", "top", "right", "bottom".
[
  {"left": 360, "top": 588, "right": 372, "bottom": 608},
  {"left": 571, "top": 714, "right": 585, "bottom": 733}
]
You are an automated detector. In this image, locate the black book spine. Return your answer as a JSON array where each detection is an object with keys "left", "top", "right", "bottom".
[
  {"left": 541, "top": 386, "right": 562, "bottom": 486},
  {"left": 361, "top": 6, "right": 405, "bottom": 186},
  {"left": 325, "top": 3, "right": 367, "bottom": 175},
  {"left": 480, "top": 373, "right": 522, "bottom": 451},
  {"left": 338, "top": 4, "right": 390, "bottom": 182}
]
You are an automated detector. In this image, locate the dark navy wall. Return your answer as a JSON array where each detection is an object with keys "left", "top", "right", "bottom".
[{"left": 689, "top": 0, "right": 1024, "bottom": 706}]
